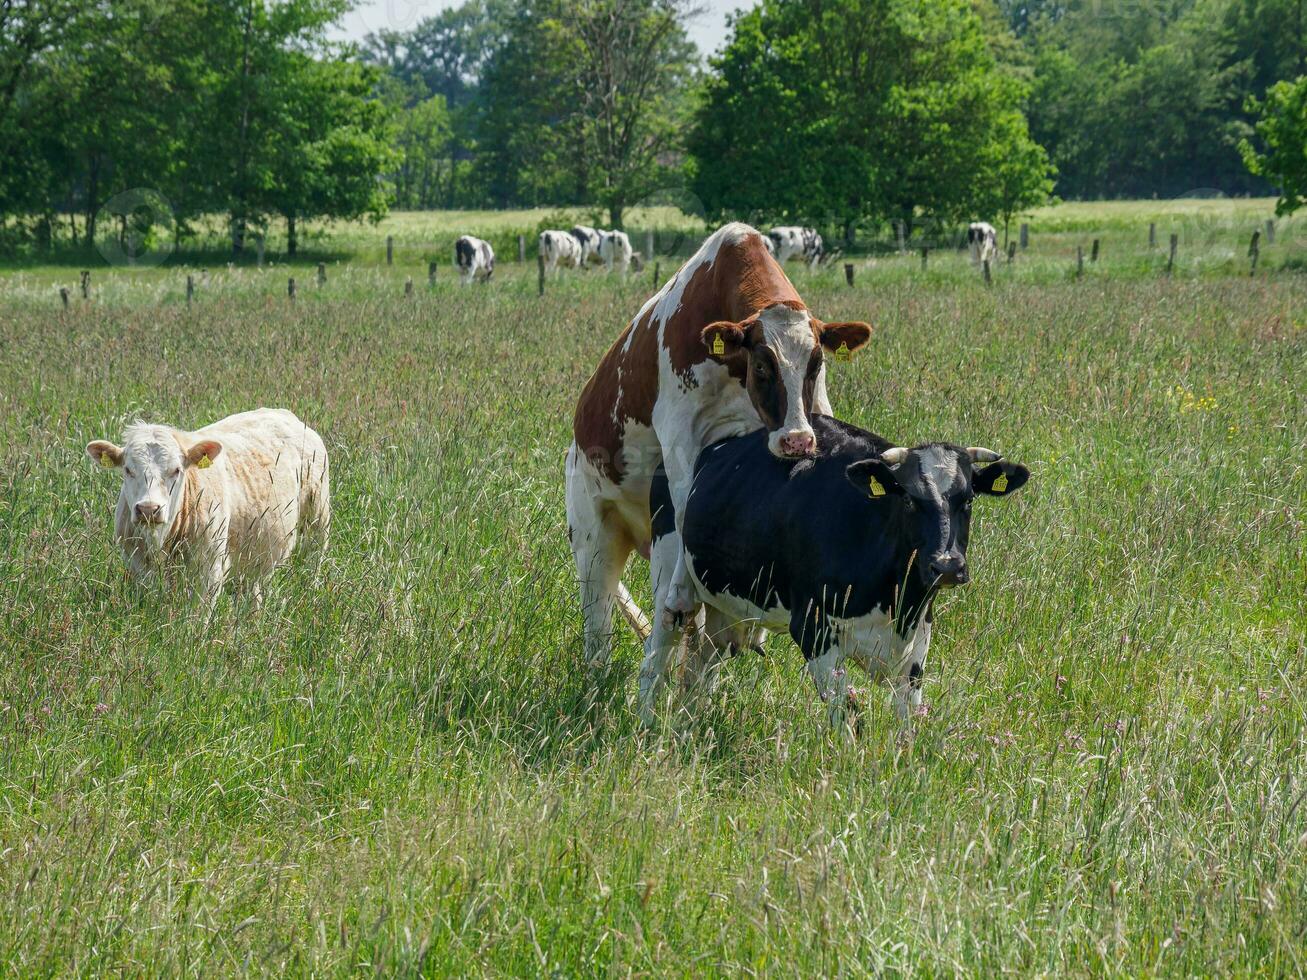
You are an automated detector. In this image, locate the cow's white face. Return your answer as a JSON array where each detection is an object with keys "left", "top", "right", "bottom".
[
  {"left": 87, "top": 427, "right": 222, "bottom": 543},
  {"left": 703, "top": 305, "right": 872, "bottom": 460}
]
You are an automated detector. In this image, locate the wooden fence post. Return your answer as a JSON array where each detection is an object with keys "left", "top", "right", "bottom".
[
  {"left": 895, "top": 221, "right": 905, "bottom": 252},
  {"left": 1249, "top": 229, "right": 1261, "bottom": 276},
  {"left": 1076, "top": 246, "right": 1084, "bottom": 277},
  {"left": 982, "top": 258, "right": 992, "bottom": 285},
  {"left": 1091, "top": 238, "right": 1100, "bottom": 263},
  {"left": 537, "top": 253, "right": 545, "bottom": 297},
  {"left": 1167, "top": 233, "right": 1178, "bottom": 275},
  {"left": 844, "top": 262, "right": 854, "bottom": 287},
  {"left": 186, "top": 274, "right": 194, "bottom": 306},
  {"left": 1019, "top": 223, "right": 1029, "bottom": 249},
  {"left": 518, "top": 234, "right": 526, "bottom": 263},
  {"left": 317, "top": 262, "right": 326, "bottom": 286},
  {"left": 80, "top": 270, "right": 90, "bottom": 299},
  {"left": 288, "top": 277, "right": 296, "bottom": 301},
  {"left": 405, "top": 276, "right": 413, "bottom": 297},
  {"left": 59, "top": 286, "right": 70, "bottom": 309},
  {"left": 1149, "top": 223, "right": 1157, "bottom": 248},
  {"left": 653, "top": 261, "right": 660, "bottom": 287},
  {"left": 920, "top": 246, "right": 929, "bottom": 270},
  {"left": 1006, "top": 241, "right": 1016, "bottom": 265},
  {"left": 646, "top": 230, "right": 655, "bottom": 261},
  {"left": 428, "top": 261, "right": 437, "bottom": 287},
  {"left": 386, "top": 236, "right": 393, "bottom": 265},
  {"left": 1265, "top": 219, "right": 1275, "bottom": 245}
]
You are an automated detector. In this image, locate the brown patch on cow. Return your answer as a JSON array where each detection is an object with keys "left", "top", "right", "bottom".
[{"left": 573, "top": 302, "right": 660, "bottom": 483}]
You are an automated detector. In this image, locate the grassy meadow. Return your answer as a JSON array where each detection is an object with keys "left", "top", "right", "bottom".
[{"left": 1, "top": 202, "right": 1305, "bottom": 974}]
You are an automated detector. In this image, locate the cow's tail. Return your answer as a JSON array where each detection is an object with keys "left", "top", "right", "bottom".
[{"left": 615, "top": 580, "right": 652, "bottom": 641}]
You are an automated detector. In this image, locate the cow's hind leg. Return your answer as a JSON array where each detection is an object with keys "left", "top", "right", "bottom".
[{"left": 566, "top": 448, "right": 632, "bottom": 671}]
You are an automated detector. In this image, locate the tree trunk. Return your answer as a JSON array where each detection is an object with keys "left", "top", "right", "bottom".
[
  {"left": 286, "top": 214, "right": 297, "bottom": 257},
  {"left": 84, "top": 156, "right": 100, "bottom": 246}
]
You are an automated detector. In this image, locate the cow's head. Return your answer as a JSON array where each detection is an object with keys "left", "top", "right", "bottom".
[
  {"left": 87, "top": 424, "right": 222, "bottom": 541},
  {"left": 703, "top": 305, "right": 871, "bottom": 459},
  {"left": 845, "top": 445, "right": 1029, "bottom": 587}
]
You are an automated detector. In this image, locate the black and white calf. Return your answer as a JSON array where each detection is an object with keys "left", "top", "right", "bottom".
[
  {"left": 767, "top": 226, "right": 824, "bottom": 269},
  {"left": 644, "top": 415, "right": 1029, "bottom": 729},
  {"left": 968, "top": 222, "right": 998, "bottom": 266},
  {"left": 456, "top": 235, "right": 495, "bottom": 285},
  {"left": 540, "top": 229, "right": 584, "bottom": 275}
]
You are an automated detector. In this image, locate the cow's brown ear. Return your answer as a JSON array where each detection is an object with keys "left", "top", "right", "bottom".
[
  {"left": 87, "top": 440, "right": 123, "bottom": 468},
  {"left": 702, "top": 321, "right": 747, "bottom": 361},
  {"left": 185, "top": 439, "right": 223, "bottom": 468},
  {"left": 819, "top": 321, "right": 872, "bottom": 354}
]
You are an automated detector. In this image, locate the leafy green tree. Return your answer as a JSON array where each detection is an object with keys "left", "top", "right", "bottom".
[
  {"left": 1242, "top": 76, "right": 1307, "bottom": 213},
  {"left": 688, "top": 0, "right": 1048, "bottom": 240}
]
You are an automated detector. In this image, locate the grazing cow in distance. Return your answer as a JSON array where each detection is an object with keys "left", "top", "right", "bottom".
[
  {"left": 598, "top": 230, "right": 633, "bottom": 274},
  {"left": 768, "top": 226, "right": 824, "bottom": 269},
  {"left": 645, "top": 415, "right": 1029, "bottom": 729},
  {"left": 566, "top": 222, "right": 872, "bottom": 672},
  {"left": 540, "top": 229, "right": 584, "bottom": 275},
  {"left": 570, "top": 225, "right": 603, "bottom": 266},
  {"left": 968, "top": 222, "right": 998, "bottom": 266},
  {"left": 87, "top": 409, "right": 330, "bottom": 607},
  {"left": 456, "top": 235, "right": 495, "bottom": 285}
]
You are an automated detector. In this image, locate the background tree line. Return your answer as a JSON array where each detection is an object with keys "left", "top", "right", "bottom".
[{"left": 3, "top": 0, "right": 1306, "bottom": 255}]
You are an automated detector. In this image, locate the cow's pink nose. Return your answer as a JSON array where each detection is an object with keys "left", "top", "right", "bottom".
[
  {"left": 781, "top": 432, "right": 816, "bottom": 456},
  {"left": 135, "top": 502, "right": 163, "bottom": 523}
]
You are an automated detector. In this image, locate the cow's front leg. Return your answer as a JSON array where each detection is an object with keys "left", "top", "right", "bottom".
[
  {"left": 889, "top": 618, "right": 931, "bottom": 725},
  {"left": 805, "top": 640, "right": 857, "bottom": 735}
]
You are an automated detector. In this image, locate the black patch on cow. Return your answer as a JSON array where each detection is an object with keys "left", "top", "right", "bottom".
[
  {"left": 456, "top": 237, "right": 475, "bottom": 270},
  {"left": 650, "top": 464, "right": 675, "bottom": 544},
  {"left": 909, "top": 661, "right": 923, "bottom": 689}
]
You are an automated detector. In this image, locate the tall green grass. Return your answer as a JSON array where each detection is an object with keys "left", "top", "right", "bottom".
[{"left": 0, "top": 234, "right": 1304, "bottom": 973}]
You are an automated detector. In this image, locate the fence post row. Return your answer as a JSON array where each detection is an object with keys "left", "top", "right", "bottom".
[
  {"left": 317, "top": 262, "right": 326, "bottom": 286},
  {"left": 288, "top": 277, "right": 296, "bottom": 300},
  {"left": 1019, "top": 223, "right": 1029, "bottom": 249},
  {"left": 1091, "top": 239, "right": 1100, "bottom": 263},
  {"left": 428, "top": 261, "right": 437, "bottom": 287},
  {"left": 80, "top": 269, "right": 90, "bottom": 299},
  {"left": 1249, "top": 229, "right": 1260, "bottom": 277},
  {"left": 537, "top": 253, "right": 545, "bottom": 297},
  {"left": 844, "top": 262, "right": 854, "bottom": 287},
  {"left": 60, "top": 286, "right": 70, "bottom": 309},
  {"left": 1167, "top": 233, "right": 1178, "bottom": 275}
]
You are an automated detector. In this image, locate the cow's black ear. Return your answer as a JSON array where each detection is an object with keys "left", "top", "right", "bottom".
[
  {"left": 973, "top": 461, "right": 1029, "bottom": 496},
  {"left": 846, "top": 459, "right": 904, "bottom": 499}
]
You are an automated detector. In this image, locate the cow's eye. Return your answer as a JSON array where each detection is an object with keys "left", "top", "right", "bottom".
[{"left": 124, "top": 467, "right": 135, "bottom": 478}]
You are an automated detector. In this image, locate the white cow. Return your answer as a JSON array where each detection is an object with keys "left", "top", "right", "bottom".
[
  {"left": 456, "top": 235, "right": 495, "bottom": 285},
  {"left": 86, "top": 408, "right": 330, "bottom": 606},
  {"left": 597, "top": 230, "right": 633, "bottom": 274},
  {"left": 540, "top": 229, "right": 584, "bottom": 275},
  {"left": 968, "top": 222, "right": 998, "bottom": 266},
  {"left": 767, "top": 226, "right": 824, "bottom": 269}
]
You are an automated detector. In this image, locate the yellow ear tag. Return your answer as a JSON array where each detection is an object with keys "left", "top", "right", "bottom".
[
  {"left": 835, "top": 341, "right": 852, "bottom": 363},
  {"left": 992, "top": 472, "right": 1008, "bottom": 492},
  {"left": 711, "top": 334, "right": 725, "bottom": 356},
  {"left": 197, "top": 454, "right": 212, "bottom": 470},
  {"left": 869, "top": 476, "right": 886, "bottom": 497},
  {"left": 100, "top": 453, "right": 115, "bottom": 468}
]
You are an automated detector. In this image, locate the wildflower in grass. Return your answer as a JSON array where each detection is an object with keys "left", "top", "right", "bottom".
[
  {"left": 94, "top": 702, "right": 110, "bottom": 715},
  {"left": 1169, "top": 385, "right": 1218, "bottom": 414}
]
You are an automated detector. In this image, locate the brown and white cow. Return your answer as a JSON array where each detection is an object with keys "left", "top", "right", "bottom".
[{"left": 565, "top": 222, "right": 872, "bottom": 674}]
